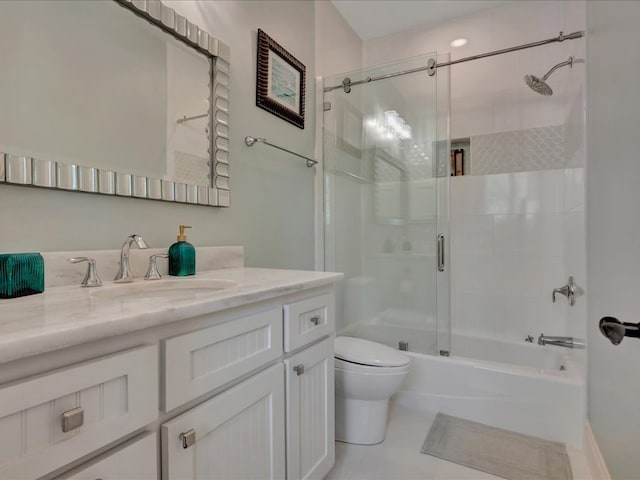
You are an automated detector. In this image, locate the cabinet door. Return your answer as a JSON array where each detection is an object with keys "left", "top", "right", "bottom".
[
  {"left": 285, "top": 338, "right": 334, "bottom": 480},
  {"left": 57, "top": 432, "right": 157, "bottom": 480},
  {"left": 162, "top": 363, "right": 285, "bottom": 480}
]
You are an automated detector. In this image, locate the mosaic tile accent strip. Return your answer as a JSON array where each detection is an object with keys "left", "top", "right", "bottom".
[{"left": 470, "top": 125, "right": 565, "bottom": 175}]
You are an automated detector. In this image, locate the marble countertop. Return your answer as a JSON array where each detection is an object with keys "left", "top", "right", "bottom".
[{"left": 0, "top": 267, "right": 342, "bottom": 364}]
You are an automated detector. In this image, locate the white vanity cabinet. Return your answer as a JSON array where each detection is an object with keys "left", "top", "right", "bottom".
[
  {"left": 161, "top": 289, "right": 335, "bottom": 480},
  {"left": 0, "top": 276, "right": 339, "bottom": 480}
]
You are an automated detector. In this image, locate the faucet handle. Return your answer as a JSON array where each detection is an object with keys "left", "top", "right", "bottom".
[
  {"left": 552, "top": 276, "right": 581, "bottom": 306},
  {"left": 67, "top": 257, "right": 102, "bottom": 287},
  {"left": 145, "top": 254, "right": 168, "bottom": 281}
]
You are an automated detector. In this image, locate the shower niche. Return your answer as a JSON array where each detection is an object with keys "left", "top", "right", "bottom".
[{"left": 450, "top": 138, "right": 470, "bottom": 176}]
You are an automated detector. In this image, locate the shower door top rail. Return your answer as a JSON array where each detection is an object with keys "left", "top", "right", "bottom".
[{"left": 324, "top": 30, "right": 584, "bottom": 93}]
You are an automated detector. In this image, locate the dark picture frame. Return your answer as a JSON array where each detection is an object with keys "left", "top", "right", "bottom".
[{"left": 256, "top": 29, "right": 306, "bottom": 129}]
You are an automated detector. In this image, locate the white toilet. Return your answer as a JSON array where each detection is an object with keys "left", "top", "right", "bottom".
[{"left": 334, "top": 336, "right": 410, "bottom": 445}]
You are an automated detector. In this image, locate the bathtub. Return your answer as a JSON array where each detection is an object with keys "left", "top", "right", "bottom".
[
  {"left": 394, "top": 334, "right": 586, "bottom": 448},
  {"left": 341, "top": 320, "right": 586, "bottom": 448}
]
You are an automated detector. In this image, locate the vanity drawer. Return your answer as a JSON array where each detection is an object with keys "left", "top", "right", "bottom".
[
  {"left": 0, "top": 345, "right": 158, "bottom": 480},
  {"left": 284, "top": 292, "right": 334, "bottom": 352},
  {"left": 162, "top": 306, "right": 283, "bottom": 411},
  {"left": 56, "top": 432, "right": 157, "bottom": 480}
]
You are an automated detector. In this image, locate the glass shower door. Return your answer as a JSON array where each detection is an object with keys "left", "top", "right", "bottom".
[{"left": 323, "top": 54, "right": 450, "bottom": 356}]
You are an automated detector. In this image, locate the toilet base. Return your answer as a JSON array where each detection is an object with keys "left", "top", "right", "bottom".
[{"left": 335, "top": 397, "right": 390, "bottom": 445}]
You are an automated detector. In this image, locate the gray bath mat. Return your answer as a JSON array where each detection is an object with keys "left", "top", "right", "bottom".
[{"left": 421, "top": 413, "right": 573, "bottom": 480}]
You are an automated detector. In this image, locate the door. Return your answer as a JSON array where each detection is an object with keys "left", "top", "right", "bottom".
[
  {"left": 285, "top": 338, "right": 334, "bottom": 480},
  {"left": 161, "top": 364, "right": 285, "bottom": 480},
  {"left": 586, "top": 2, "right": 640, "bottom": 478},
  {"left": 323, "top": 54, "right": 450, "bottom": 356}
]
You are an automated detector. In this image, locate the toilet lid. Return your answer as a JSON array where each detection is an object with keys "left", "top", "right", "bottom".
[{"left": 335, "top": 336, "right": 409, "bottom": 367}]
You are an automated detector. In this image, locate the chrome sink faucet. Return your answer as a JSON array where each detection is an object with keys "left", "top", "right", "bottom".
[{"left": 114, "top": 234, "right": 149, "bottom": 283}]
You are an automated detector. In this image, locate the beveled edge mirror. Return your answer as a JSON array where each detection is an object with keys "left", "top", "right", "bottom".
[{"left": 0, "top": 0, "right": 231, "bottom": 207}]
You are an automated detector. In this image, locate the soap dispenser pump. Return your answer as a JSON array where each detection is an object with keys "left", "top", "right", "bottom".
[{"left": 169, "top": 225, "right": 196, "bottom": 276}]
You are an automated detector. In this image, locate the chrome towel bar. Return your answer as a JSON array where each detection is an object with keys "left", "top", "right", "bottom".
[
  {"left": 176, "top": 113, "right": 208, "bottom": 124},
  {"left": 245, "top": 136, "right": 317, "bottom": 168}
]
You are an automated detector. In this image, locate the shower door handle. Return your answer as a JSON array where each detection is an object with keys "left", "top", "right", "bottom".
[{"left": 437, "top": 234, "right": 445, "bottom": 272}]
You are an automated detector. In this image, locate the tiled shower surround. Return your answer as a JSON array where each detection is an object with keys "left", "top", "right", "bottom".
[{"left": 450, "top": 167, "right": 585, "bottom": 341}]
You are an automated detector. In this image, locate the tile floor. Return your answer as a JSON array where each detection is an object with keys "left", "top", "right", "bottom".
[{"left": 326, "top": 402, "right": 594, "bottom": 480}]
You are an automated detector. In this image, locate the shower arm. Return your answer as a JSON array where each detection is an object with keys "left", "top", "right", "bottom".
[{"left": 542, "top": 57, "right": 584, "bottom": 80}]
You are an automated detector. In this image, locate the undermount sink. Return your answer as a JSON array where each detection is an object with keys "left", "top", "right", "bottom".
[{"left": 91, "top": 278, "right": 239, "bottom": 299}]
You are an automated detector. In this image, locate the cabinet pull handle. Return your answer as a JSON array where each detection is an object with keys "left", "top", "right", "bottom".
[
  {"left": 61, "top": 406, "right": 84, "bottom": 433},
  {"left": 294, "top": 364, "right": 305, "bottom": 376},
  {"left": 180, "top": 429, "right": 196, "bottom": 449},
  {"left": 310, "top": 315, "right": 320, "bottom": 325}
]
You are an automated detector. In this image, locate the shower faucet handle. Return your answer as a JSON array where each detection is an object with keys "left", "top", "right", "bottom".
[{"left": 552, "top": 276, "right": 582, "bottom": 306}]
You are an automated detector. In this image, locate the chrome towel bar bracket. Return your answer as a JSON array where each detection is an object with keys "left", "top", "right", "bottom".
[{"left": 245, "top": 136, "right": 317, "bottom": 168}]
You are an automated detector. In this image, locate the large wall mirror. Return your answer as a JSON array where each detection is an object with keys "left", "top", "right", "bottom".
[{"left": 0, "top": 0, "right": 230, "bottom": 206}]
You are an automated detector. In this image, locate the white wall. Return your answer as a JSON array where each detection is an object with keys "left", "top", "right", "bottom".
[
  {"left": 586, "top": 2, "right": 640, "bottom": 477},
  {"left": 0, "top": 0, "right": 317, "bottom": 271},
  {"left": 315, "top": 0, "right": 362, "bottom": 78}
]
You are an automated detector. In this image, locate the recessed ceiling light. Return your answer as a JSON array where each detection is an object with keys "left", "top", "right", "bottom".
[{"left": 450, "top": 38, "right": 468, "bottom": 48}]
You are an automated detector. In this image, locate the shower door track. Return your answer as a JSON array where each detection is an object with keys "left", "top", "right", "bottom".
[{"left": 324, "top": 30, "right": 584, "bottom": 93}]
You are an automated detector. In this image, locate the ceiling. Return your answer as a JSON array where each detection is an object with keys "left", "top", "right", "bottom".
[{"left": 330, "top": 0, "right": 512, "bottom": 40}]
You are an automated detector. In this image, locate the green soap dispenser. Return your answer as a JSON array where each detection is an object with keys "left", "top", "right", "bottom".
[{"left": 169, "top": 225, "right": 196, "bottom": 276}]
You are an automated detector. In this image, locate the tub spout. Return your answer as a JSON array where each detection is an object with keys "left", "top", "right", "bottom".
[{"left": 538, "top": 334, "right": 585, "bottom": 349}]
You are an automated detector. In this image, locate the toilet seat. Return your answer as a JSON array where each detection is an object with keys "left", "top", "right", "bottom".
[
  {"left": 335, "top": 336, "right": 409, "bottom": 370},
  {"left": 335, "top": 357, "right": 409, "bottom": 373}
]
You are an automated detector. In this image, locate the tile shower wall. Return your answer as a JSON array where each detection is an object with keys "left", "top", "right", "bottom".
[{"left": 450, "top": 168, "right": 583, "bottom": 341}]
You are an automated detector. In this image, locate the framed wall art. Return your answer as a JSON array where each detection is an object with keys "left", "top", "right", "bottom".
[{"left": 256, "top": 29, "right": 306, "bottom": 129}]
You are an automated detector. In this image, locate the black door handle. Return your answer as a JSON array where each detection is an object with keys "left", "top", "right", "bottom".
[{"left": 599, "top": 317, "right": 640, "bottom": 345}]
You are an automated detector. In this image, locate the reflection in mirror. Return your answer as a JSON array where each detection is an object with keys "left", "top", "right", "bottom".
[
  {"left": 373, "top": 149, "right": 407, "bottom": 226},
  {"left": 0, "top": 0, "right": 230, "bottom": 206}
]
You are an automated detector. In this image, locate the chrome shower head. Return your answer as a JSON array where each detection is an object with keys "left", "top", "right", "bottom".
[
  {"left": 524, "top": 56, "right": 584, "bottom": 96},
  {"left": 524, "top": 74, "right": 553, "bottom": 96}
]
